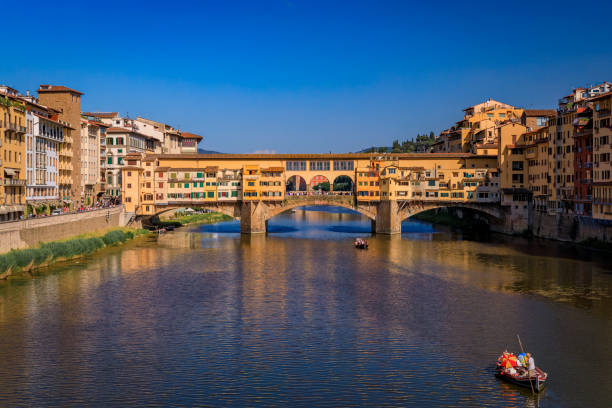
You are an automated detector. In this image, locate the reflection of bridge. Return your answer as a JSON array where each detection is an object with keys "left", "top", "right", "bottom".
[{"left": 155, "top": 193, "right": 505, "bottom": 234}]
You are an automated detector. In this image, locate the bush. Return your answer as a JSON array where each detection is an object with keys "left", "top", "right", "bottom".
[{"left": 102, "top": 230, "right": 128, "bottom": 246}]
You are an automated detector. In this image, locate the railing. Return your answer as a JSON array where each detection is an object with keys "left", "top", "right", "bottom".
[{"left": 3, "top": 179, "right": 26, "bottom": 186}]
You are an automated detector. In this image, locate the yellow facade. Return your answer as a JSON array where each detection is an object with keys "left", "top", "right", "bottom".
[
  {"left": 121, "top": 153, "right": 502, "bottom": 215},
  {"left": 0, "top": 96, "right": 27, "bottom": 220}
]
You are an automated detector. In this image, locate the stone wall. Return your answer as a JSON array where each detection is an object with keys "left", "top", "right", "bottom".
[
  {"left": 531, "top": 211, "right": 612, "bottom": 243},
  {"left": 0, "top": 206, "right": 127, "bottom": 254}
]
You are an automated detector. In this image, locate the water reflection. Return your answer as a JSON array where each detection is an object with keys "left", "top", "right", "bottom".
[{"left": 0, "top": 207, "right": 610, "bottom": 406}]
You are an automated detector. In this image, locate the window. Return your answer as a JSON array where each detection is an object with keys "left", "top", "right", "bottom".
[
  {"left": 107, "top": 157, "right": 112, "bottom": 164},
  {"left": 207, "top": 191, "right": 214, "bottom": 198},
  {"left": 184, "top": 183, "right": 189, "bottom": 188},
  {"left": 309, "top": 161, "right": 330, "bottom": 171},
  {"left": 158, "top": 183, "right": 163, "bottom": 188},
  {"left": 197, "top": 172, "right": 203, "bottom": 178},
  {"left": 184, "top": 173, "right": 190, "bottom": 179},
  {"left": 170, "top": 173, "right": 176, "bottom": 179},
  {"left": 286, "top": 161, "right": 306, "bottom": 171},
  {"left": 231, "top": 191, "right": 238, "bottom": 197},
  {"left": 333, "top": 160, "right": 354, "bottom": 171}
]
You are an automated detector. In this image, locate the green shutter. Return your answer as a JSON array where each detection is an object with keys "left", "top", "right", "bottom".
[
  {"left": 185, "top": 173, "right": 190, "bottom": 179},
  {"left": 197, "top": 172, "right": 203, "bottom": 178},
  {"left": 170, "top": 173, "right": 176, "bottom": 179},
  {"left": 200, "top": 182, "right": 204, "bottom": 187},
  {"left": 184, "top": 183, "right": 189, "bottom": 188},
  {"left": 207, "top": 191, "right": 214, "bottom": 198}
]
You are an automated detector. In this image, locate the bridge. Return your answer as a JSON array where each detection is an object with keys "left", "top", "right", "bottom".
[
  {"left": 153, "top": 193, "right": 505, "bottom": 234},
  {"left": 121, "top": 152, "right": 520, "bottom": 234}
]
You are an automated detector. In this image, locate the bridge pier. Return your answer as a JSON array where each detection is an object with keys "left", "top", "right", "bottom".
[
  {"left": 375, "top": 201, "right": 401, "bottom": 234},
  {"left": 240, "top": 201, "right": 268, "bottom": 234}
]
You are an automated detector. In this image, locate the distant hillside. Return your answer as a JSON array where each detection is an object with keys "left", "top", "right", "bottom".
[{"left": 197, "top": 148, "right": 224, "bottom": 154}]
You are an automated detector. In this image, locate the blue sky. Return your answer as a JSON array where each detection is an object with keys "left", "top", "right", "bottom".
[{"left": 3, "top": 0, "right": 611, "bottom": 153}]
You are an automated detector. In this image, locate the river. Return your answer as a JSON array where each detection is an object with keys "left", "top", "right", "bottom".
[{"left": 0, "top": 206, "right": 610, "bottom": 407}]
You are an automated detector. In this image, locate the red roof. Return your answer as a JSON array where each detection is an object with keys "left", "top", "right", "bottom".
[
  {"left": 38, "top": 85, "right": 83, "bottom": 95},
  {"left": 106, "top": 127, "right": 132, "bottom": 133},
  {"left": 82, "top": 112, "right": 118, "bottom": 118},
  {"left": 181, "top": 132, "right": 203, "bottom": 140}
]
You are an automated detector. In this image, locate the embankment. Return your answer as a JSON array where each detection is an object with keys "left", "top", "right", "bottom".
[
  {"left": 0, "top": 206, "right": 129, "bottom": 253},
  {"left": 0, "top": 228, "right": 149, "bottom": 279}
]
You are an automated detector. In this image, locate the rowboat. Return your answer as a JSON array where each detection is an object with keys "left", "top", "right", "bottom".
[
  {"left": 495, "top": 354, "right": 548, "bottom": 392},
  {"left": 354, "top": 239, "right": 368, "bottom": 249}
]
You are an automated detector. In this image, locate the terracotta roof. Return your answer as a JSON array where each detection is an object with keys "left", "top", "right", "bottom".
[
  {"left": 38, "top": 85, "right": 83, "bottom": 95},
  {"left": 152, "top": 152, "right": 492, "bottom": 160},
  {"left": 125, "top": 153, "right": 142, "bottom": 157},
  {"left": 589, "top": 91, "right": 612, "bottom": 102},
  {"left": 204, "top": 166, "right": 219, "bottom": 172},
  {"left": 122, "top": 166, "right": 143, "bottom": 171},
  {"left": 523, "top": 109, "right": 556, "bottom": 117},
  {"left": 106, "top": 127, "right": 132, "bottom": 133},
  {"left": 82, "top": 112, "right": 118, "bottom": 118},
  {"left": 181, "top": 132, "right": 203, "bottom": 140},
  {"left": 155, "top": 167, "right": 170, "bottom": 172},
  {"left": 33, "top": 113, "right": 76, "bottom": 130}
]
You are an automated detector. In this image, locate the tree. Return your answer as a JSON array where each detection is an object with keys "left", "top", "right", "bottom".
[{"left": 312, "top": 181, "right": 330, "bottom": 191}]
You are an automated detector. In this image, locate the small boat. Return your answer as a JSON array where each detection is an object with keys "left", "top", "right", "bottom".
[
  {"left": 165, "top": 225, "right": 175, "bottom": 231},
  {"left": 495, "top": 353, "right": 547, "bottom": 392},
  {"left": 354, "top": 238, "right": 368, "bottom": 249}
]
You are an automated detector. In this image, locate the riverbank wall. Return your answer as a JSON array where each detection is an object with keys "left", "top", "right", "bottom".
[
  {"left": 420, "top": 207, "right": 612, "bottom": 246},
  {"left": 0, "top": 206, "right": 129, "bottom": 253},
  {"left": 531, "top": 211, "right": 612, "bottom": 243}
]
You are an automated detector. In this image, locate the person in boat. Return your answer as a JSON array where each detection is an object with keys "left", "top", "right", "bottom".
[{"left": 526, "top": 353, "right": 536, "bottom": 378}]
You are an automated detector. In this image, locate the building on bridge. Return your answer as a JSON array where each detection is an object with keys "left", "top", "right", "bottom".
[{"left": 120, "top": 153, "right": 510, "bottom": 233}]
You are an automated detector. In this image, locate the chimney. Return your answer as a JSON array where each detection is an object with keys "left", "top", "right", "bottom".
[{"left": 26, "top": 90, "right": 29, "bottom": 97}]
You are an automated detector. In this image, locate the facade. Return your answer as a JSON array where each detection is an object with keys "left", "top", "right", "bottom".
[
  {"left": 37, "top": 85, "right": 82, "bottom": 205},
  {"left": 80, "top": 118, "right": 104, "bottom": 204},
  {"left": 592, "top": 92, "right": 612, "bottom": 220},
  {"left": 0, "top": 86, "right": 27, "bottom": 221},
  {"left": 179, "top": 132, "right": 202, "bottom": 153},
  {"left": 121, "top": 153, "right": 499, "bottom": 216},
  {"left": 434, "top": 99, "right": 524, "bottom": 155}
]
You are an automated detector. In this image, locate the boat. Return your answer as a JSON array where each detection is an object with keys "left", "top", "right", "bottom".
[
  {"left": 495, "top": 353, "right": 547, "bottom": 392},
  {"left": 354, "top": 238, "right": 368, "bottom": 249}
]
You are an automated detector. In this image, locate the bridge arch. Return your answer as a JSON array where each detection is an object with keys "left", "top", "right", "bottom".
[
  {"left": 286, "top": 175, "right": 307, "bottom": 192},
  {"left": 151, "top": 203, "right": 241, "bottom": 220},
  {"left": 265, "top": 196, "right": 377, "bottom": 221},
  {"left": 333, "top": 175, "right": 354, "bottom": 192},
  {"left": 398, "top": 201, "right": 504, "bottom": 225},
  {"left": 309, "top": 175, "right": 330, "bottom": 191}
]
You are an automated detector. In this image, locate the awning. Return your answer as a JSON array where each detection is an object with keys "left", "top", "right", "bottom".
[{"left": 4, "top": 168, "right": 16, "bottom": 176}]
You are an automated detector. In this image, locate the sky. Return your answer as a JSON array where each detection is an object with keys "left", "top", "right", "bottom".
[{"left": 3, "top": 0, "right": 612, "bottom": 153}]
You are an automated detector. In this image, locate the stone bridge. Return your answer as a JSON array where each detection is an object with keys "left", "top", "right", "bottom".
[{"left": 151, "top": 194, "right": 507, "bottom": 234}]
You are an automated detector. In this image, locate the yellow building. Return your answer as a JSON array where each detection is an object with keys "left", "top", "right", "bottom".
[
  {"left": 0, "top": 90, "right": 27, "bottom": 220},
  {"left": 121, "top": 153, "right": 500, "bottom": 215},
  {"left": 242, "top": 165, "right": 261, "bottom": 201},
  {"left": 592, "top": 92, "right": 612, "bottom": 220},
  {"left": 260, "top": 167, "right": 285, "bottom": 200},
  {"left": 523, "top": 127, "right": 550, "bottom": 212}
]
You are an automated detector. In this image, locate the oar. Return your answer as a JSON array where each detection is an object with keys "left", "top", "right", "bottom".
[{"left": 517, "top": 334, "right": 535, "bottom": 394}]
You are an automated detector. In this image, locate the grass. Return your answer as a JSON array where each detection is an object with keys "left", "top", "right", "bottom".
[
  {"left": 0, "top": 228, "right": 149, "bottom": 278},
  {"left": 159, "top": 212, "right": 233, "bottom": 227}
]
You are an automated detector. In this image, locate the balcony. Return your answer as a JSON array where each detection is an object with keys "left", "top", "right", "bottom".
[
  {"left": 4, "top": 179, "right": 26, "bottom": 186},
  {"left": 597, "top": 108, "right": 611, "bottom": 118},
  {"left": 17, "top": 125, "right": 26, "bottom": 134}
]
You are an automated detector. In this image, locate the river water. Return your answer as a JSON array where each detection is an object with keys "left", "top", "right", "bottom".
[{"left": 0, "top": 207, "right": 611, "bottom": 407}]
